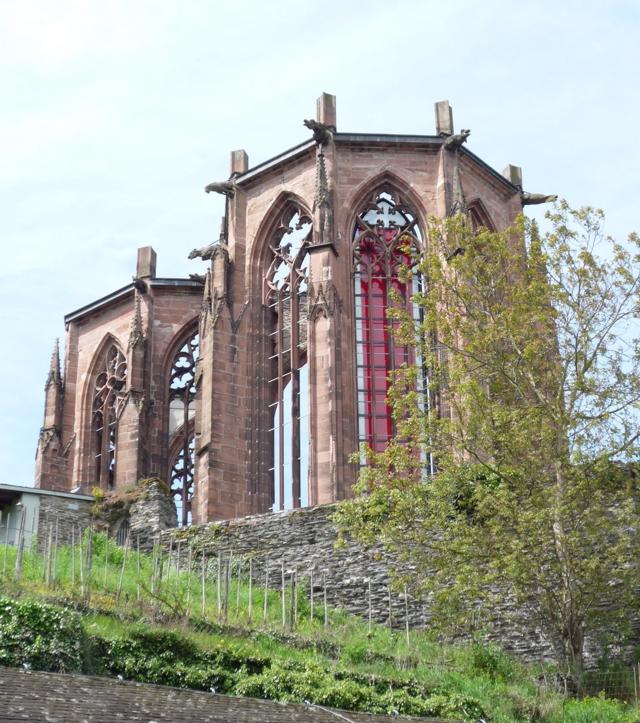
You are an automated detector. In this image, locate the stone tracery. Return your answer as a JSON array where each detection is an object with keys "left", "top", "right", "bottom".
[
  {"left": 265, "top": 202, "right": 312, "bottom": 511},
  {"left": 91, "top": 344, "right": 127, "bottom": 490},
  {"left": 352, "top": 188, "right": 424, "bottom": 453},
  {"left": 168, "top": 330, "right": 199, "bottom": 526}
]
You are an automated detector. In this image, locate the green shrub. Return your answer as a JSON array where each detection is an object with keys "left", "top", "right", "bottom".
[
  {"left": 470, "top": 639, "right": 516, "bottom": 681},
  {"left": 557, "top": 693, "right": 639, "bottom": 722},
  {"left": 95, "top": 627, "right": 269, "bottom": 692},
  {"left": 234, "top": 659, "right": 485, "bottom": 718},
  {"left": 0, "top": 596, "right": 86, "bottom": 672}
]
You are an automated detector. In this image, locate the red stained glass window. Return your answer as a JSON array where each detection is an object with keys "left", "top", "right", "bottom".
[{"left": 353, "top": 190, "right": 423, "bottom": 453}]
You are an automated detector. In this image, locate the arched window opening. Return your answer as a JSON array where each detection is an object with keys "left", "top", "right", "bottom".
[
  {"left": 469, "top": 202, "right": 495, "bottom": 232},
  {"left": 168, "top": 331, "right": 199, "bottom": 526},
  {"left": 91, "top": 345, "right": 127, "bottom": 489},
  {"left": 272, "top": 366, "right": 309, "bottom": 510},
  {"left": 170, "top": 435, "right": 195, "bottom": 527},
  {"left": 266, "top": 203, "right": 311, "bottom": 510},
  {"left": 353, "top": 188, "right": 427, "bottom": 455}
]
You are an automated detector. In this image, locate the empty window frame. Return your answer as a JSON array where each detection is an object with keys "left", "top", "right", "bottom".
[
  {"left": 91, "top": 344, "right": 127, "bottom": 489},
  {"left": 265, "top": 203, "right": 311, "bottom": 510},
  {"left": 168, "top": 330, "right": 199, "bottom": 526}
]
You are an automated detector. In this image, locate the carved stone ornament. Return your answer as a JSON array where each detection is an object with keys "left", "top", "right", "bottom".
[
  {"left": 448, "top": 157, "right": 467, "bottom": 217},
  {"left": 312, "top": 151, "right": 334, "bottom": 246},
  {"left": 127, "top": 295, "right": 145, "bottom": 351},
  {"left": 303, "top": 118, "right": 334, "bottom": 146},
  {"left": 520, "top": 192, "right": 558, "bottom": 205},
  {"left": 204, "top": 180, "right": 237, "bottom": 197},
  {"left": 443, "top": 128, "right": 471, "bottom": 151},
  {"left": 308, "top": 279, "right": 339, "bottom": 319},
  {"left": 38, "top": 426, "right": 60, "bottom": 452},
  {"left": 188, "top": 240, "right": 228, "bottom": 262},
  {"left": 131, "top": 276, "right": 148, "bottom": 293}
]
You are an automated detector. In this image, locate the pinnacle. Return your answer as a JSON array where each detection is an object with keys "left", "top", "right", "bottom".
[
  {"left": 45, "top": 338, "right": 62, "bottom": 388},
  {"left": 128, "top": 294, "right": 145, "bottom": 350}
]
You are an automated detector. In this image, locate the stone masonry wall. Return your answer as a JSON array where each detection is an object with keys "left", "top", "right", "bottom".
[
  {"left": 37, "top": 494, "right": 94, "bottom": 552},
  {"left": 163, "top": 503, "right": 560, "bottom": 663}
]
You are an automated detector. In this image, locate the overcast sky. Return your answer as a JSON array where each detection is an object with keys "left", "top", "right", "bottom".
[{"left": 1, "top": 1, "right": 638, "bottom": 486}]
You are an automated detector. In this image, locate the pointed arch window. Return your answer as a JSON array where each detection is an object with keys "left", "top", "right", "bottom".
[
  {"left": 91, "top": 344, "right": 127, "bottom": 489},
  {"left": 468, "top": 201, "right": 496, "bottom": 232},
  {"left": 265, "top": 202, "right": 312, "bottom": 511},
  {"left": 353, "top": 188, "right": 425, "bottom": 454},
  {"left": 168, "top": 330, "right": 199, "bottom": 526}
]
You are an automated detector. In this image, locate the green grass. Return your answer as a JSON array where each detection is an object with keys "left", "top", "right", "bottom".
[{"left": 2, "top": 538, "right": 639, "bottom": 722}]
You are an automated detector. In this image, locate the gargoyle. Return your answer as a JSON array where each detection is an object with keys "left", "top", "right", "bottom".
[
  {"left": 188, "top": 244, "right": 218, "bottom": 261},
  {"left": 443, "top": 129, "right": 471, "bottom": 151},
  {"left": 204, "top": 180, "right": 237, "bottom": 197},
  {"left": 520, "top": 192, "right": 558, "bottom": 206},
  {"left": 303, "top": 119, "right": 334, "bottom": 146},
  {"left": 189, "top": 273, "right": 206, "bottom": 282},
  {"left": 131, "top": 276, "right": 147, "bottom": 293}
]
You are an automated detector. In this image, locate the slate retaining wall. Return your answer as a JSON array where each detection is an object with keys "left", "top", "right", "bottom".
[{"left": 161, "top": 504, "right": 561, "bottom": 662}]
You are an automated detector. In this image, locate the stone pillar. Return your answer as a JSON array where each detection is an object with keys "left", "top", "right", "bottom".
[
  {"left": 435, "top": 100, "right": 454, "bottom": 135},
  {"left": 502, "top": 164, "right": 523, "bottom": 189},
  {"left": 136, "top": 246, "right": 157, "bottom": 279},
  {"left": 317, "top": 92, "right": 337, "bottom": 129},
  {"left": 192, "top": 226, "right": 257, "bottom": 522},
  {"left": 306, "top": 249, "right": 352, "bottom": 505},
  {"left": 230, "top": 149, "right": 249, "bottom": 176},
  {"left": 116, "top": 293, "right": 149, "bottom": 487}
]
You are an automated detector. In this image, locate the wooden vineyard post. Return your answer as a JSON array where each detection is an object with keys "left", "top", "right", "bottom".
[
  {"left": 51, "top": 515, "right": 59, "bottom": 584},
  {"left": 289, "top": 568, "right": 297, "bottom": 630},
  {"left": 186, "top": 544, "right": 193, "bottom": 618},
  {"left": 263, "top": 560, "right": 270, "bottom": 623},
  {"left": 116, "top": 535, "right": 130, "bottom": 603},
  {"left": 281, "top": 560, "right": 286, "bottom": 628},
  {"left": 136, "top": 536, "right": 141, "bottom": 604},
  {"left": 71, "top": 526, "right": 76, "bottom": 589},
  {"left": 85, "top": 525, "right": 93, "bottom": 604},
  {"left": 223, "top": 555, "right": 230, "bottom": 623},
  {"left": 216, "top": 551, "right": 222, "bottom": 618},
  {"left": 201, "top": 552, "right": 207, "bottom": 618},
  {"left": 248, "top": 557, "right": 253, "bottom": 623},
  {"left": 235, "top": 557, "right": 242, "bottom": 617},
  {"left": 13, "top": 506, "right": 26, "bottom": 582},
  {"left": 78, "top": 527, "right": 84, "bottom": 598},
  {"left": 2, "top": 511, "right": 10, "bottom": 577},
  {"left": 323, "top": 572, "right": 328, "bottom": 627},
  {"left": 404, "top": 585, "right": 410, "bottom": 647},
  {"left": 103, "top": 528, "right": 109, "bottom": 591},
  {"left": 45, "top": 525, "right": 54, "bottom": 588}
]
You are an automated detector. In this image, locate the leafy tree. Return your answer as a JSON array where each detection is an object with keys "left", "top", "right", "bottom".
[{"left": 336, "top": 202, "right": 640, "bottom": 679}]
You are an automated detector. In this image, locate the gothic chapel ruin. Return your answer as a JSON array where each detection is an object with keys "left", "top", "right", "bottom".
[{"left": 35, "top": 94, "right": 540, "bottom": 527}]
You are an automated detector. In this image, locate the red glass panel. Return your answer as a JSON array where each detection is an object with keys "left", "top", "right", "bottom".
[{"left": 354, "top": 191, "right": 421, "bottom": 453}]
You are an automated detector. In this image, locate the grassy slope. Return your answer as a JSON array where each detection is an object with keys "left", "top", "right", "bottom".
[{"left": 1, "top": 537, "right": 638, "bottom": 722}]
